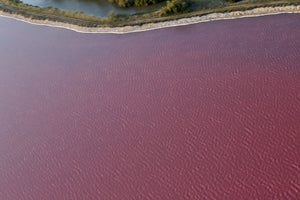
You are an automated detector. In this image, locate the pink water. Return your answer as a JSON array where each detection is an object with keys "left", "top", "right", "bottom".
[{"left": 0, "top": 14, "right": 299, "bottom": 199}]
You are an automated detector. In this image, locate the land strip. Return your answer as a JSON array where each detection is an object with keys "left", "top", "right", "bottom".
[{"left": 0, "top": 0, "right": 300, "bottom": 33}]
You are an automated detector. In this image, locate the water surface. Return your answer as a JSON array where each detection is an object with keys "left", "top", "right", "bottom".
[
  {"left": 0, "top": 14, "right": 299, "bottom": 199},
  {"left": 21, "top": 0, "right": 162, "bottom": 17}
]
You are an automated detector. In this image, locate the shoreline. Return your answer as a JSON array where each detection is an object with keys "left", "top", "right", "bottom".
[{"left": 0, "top": 5, "right": 300, "bottom": 34}]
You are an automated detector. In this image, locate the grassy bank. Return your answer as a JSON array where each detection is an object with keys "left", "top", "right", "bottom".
[{"left": 0, "top": 0, "right": 299, "bottom": 27}]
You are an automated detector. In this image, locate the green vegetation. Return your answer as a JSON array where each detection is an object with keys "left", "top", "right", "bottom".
[
  {"left": 108, "top": 0, "right": 165, "bottom": 7},
  {"left": 108, "top": 0, "right": 190, "bottom": 16},
  {"left": 159, "top": 0, "right": 189, "bottom": 16},
  {"left": 0, "top": 0, "right": 299, "bottom": 27},
  {"left": 226, "top": 0, "right": 242, "bottom": 2}
]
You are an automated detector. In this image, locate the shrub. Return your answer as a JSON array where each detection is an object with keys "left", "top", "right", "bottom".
[
  {"left": 108, "top": 0, "right": 166, "bottom": 7},
  {"left": 159, "top": 0, "right": 189, "bottom": 16},
  {"left": 225, "top": 0, "right": 242, "bottom": 3}
]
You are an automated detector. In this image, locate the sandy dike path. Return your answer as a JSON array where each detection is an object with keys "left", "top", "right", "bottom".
[{"left": 0, "top": 5, "right": 300, "bottom": 34}]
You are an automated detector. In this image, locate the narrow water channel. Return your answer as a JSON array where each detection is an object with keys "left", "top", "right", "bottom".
[{"left": 21, "top": 0, "right": 163, "bottom": 17}]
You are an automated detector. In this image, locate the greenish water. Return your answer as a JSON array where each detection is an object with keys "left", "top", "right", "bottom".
[{"left": 21, "top": 0, "right": 163, "bottom": 17}]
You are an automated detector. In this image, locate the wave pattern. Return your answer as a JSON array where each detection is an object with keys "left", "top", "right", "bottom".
[{"left": 0, "top": 14, "right": 300, "bottom": 199}]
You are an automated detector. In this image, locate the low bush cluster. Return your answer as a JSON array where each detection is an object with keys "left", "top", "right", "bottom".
[
  {"left": 159, "top": 0, "right": 189, "bottom": 16},
  {"left": 108, "top": 0, "right": 165, "bottom": 7},
  {"left": 225, "top": 0, "right": 242, "bottom": 3}
]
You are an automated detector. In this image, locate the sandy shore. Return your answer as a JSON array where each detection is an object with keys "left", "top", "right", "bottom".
[{"left": 0, "top": 5, "right": 300, "bottom": 34}]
